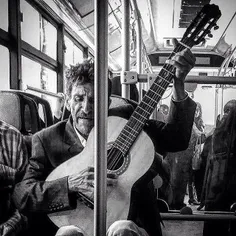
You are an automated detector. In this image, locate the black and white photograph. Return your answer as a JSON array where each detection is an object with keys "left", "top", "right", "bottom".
[{"left": 0, "top": 0, "right": 236, "bottom": 236}]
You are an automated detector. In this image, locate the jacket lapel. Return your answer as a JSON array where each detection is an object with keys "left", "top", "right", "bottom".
[{"left": 63, "top": 117, "right": 84, "bottom": 156}]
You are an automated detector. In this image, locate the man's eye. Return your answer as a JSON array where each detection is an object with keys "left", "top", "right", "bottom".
[
  {"left": 89, "top": 98, "right": 94, "bottom": 104},
  {"left": 74, "top": 96, "right": 83, "bottom": 102}
]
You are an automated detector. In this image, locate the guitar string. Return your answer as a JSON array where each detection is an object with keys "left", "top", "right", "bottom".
[
  {"left": 109, "top": 12, "right": 216, "bottom": 170},
  {"left": 107, "top": 42, "right": 188, "bottom": 170},
  {"left": 107, "top": 37, "right": 192, "bottom": 170},
  {"left": 108, "top": 50, "right": 187, "bottom": 170}
]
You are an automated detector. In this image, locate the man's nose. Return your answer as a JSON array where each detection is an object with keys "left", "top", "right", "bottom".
[{"left": 82, "top": 99, "right": 91, "bottom": 114}]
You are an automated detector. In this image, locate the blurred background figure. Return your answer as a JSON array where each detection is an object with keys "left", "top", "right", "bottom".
[
  {"left": 158, "top": 104, "right": 169, "bottom": 123},
  {"left": 188, "top": 102, "right": 206, "bottom": 205},
  {"left": 159, "top": 104, "right": 169, "bottom": 116},
  {"left": 53, "top": 93, "right": 70, "bottom": 124},
  {"left": 165, "top": 102, "right": 205, "bottom": 210},
  {"left": 200, "top": 99, "right": 236, "bottom": 236}
]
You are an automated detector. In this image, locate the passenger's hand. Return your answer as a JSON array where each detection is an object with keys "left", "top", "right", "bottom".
[{"left": 68, "top": 166, "right": 117, "bottom": 201}]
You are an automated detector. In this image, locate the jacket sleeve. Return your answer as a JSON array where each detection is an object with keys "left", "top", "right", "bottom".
[
  {"left": 0, "top": 210, "right": 28, "bottom": 236},
  {"left": 13, "top": 133, "right": 77, "bottom": 214},
  {"left": 145, "top": 96, "right": 196, "bottom": 154}
]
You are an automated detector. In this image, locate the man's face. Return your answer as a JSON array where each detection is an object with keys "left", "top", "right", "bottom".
[{"left": 67, "top": 82, "right": 94, "bottom": 138}]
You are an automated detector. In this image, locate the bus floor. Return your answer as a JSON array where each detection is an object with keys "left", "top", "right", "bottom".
[{"left": 161, "top": 194, "right": 204, "bottom": 236}]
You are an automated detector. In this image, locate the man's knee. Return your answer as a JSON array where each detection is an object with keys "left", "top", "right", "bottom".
[
  {"left": 107, "top": 220, "right": 147, "bottom": 236},
  {"left": 55, "top": 225, "right": 84, "bottom": 236}
]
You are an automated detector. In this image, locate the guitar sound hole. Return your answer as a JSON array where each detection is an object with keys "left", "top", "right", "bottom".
[{"left": 107, "top": 147, "right": 125, "bottom": 171}]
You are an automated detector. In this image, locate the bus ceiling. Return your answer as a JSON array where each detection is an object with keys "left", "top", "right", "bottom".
[{"left": 64, "top": 0, "right": 236, "bottom": 75}]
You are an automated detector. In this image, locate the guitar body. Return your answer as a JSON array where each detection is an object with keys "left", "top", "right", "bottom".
[{"left": 47, "top": 116, "right": 155, "bottom": 236}]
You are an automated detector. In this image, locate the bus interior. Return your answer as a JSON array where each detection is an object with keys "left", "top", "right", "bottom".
[{"left": 0, "top": 0, "right": 236, "bottom": 235}]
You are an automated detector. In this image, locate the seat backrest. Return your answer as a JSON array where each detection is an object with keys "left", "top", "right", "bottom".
[
  {"left": 0, "top": 91, "right": 41, "bottom": 135},
  {"left": 21, "top": 92, "right": 53, "bottom": 128},
  {"left": 109, "top": 95, "right": 138, "bottom": 119},
  {"left": 3, "top": 90, "right": 54, "bottom": 128},
  {"left": 0, "top": 92, "right": 22, "bottom": 131}
]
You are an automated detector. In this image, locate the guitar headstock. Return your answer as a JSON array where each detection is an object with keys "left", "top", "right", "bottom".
[{"left": 181, "top": 4, "right": 221, "bottom": 48}]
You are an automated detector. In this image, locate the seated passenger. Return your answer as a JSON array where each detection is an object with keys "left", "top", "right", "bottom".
[
  {"left": 0, "top": 120, "right": 28, "bottom": 236},
  {"left": 13, "top": 51, "right": 196, "bottom": 236}
]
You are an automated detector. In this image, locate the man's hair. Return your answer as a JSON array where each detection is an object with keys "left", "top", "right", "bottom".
[{"left": 65, "top": 59, "right": 112, "bottom": 98}]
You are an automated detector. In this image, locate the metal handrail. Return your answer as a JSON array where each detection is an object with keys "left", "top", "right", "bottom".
[
  {"left": 25, "top": 85, "right": 61, "bottom": 98},
  {"left": 161, "top": 212, "right": 236, "bottom": 221}
]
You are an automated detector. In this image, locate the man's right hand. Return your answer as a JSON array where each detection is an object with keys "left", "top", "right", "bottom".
[{"left": 68, "top": 167, "right": 117, "bottom": 201}]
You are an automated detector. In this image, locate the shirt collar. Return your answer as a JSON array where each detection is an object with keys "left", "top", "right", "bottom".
[{"left": 73, "top": 123, "right": 87, "bottom": 147}]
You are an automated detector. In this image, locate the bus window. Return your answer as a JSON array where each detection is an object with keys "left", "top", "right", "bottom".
[
  {"left": 0, "top": 46, "right": 9, "bottom": 90},
  {"left": 0, "top": 0, "right": 8, "bottom": 31},
  {"left": 21, "top": 56, "right": 57, "bottom": 111},
  {"left": 64, "top": 35, "right": 84, "bottom": 67},
  {"left": 20, "top": 0, "right": 57, "bottom": 60}
]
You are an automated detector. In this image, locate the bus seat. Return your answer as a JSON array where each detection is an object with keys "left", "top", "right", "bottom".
[
  {"left": 111, "top": 76, "right": 139, "bottom": 103},
  {"left": 1, "top": 90, "right": 54, "bottom": 128},
  {"left": 109, "top": 95, "right": 138, "bottom": 119},
  {"left": 18, "top": 92, "right": 54, "bottom": 128},
  {"left": 0, "top": 91, "right": 41, "bottom": 155}
]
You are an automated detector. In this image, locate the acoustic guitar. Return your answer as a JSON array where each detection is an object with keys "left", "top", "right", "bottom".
[{"left": 46, "top": 4, "right": 221, "bottom": 235}]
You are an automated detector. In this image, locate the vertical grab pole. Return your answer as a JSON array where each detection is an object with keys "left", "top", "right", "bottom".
[
  {"left": 94, "top": 0, "right": 108, "bottom": 235},
  {"left": 131, "top": 0, "right": 142, "bottom": 102},
  {"left": 121, "top": 0, "right": 130, "bottom": 99}
]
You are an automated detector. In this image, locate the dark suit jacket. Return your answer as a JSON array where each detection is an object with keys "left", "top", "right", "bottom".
[{"left": 13, "top": 97, "right": 196, "bottom": 236}]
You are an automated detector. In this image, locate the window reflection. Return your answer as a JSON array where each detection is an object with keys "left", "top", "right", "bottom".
[{"left": 40, "top": 16, "right": 57, "bottom": 59}]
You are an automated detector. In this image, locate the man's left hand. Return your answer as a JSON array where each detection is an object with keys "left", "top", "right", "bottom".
[{"left": 168, "top": 38, "right": 196, "bottom": 82}]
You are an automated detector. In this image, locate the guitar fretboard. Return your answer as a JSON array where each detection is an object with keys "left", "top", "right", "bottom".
[{"left": 114, "top": 42, "right": 188, "bottom": 155}]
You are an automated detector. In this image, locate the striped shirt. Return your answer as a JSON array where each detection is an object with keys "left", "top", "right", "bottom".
[{"left": 0, "top": 120, "right": 28, "bottom": 236}]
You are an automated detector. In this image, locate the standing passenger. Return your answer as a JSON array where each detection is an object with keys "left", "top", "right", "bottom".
[
  {"left": 13, "top": 48, "right": 196, "bottom": 236},
  {"left": 166, "top": 102, "right": 205, "bottom": 209},
  {"left": 188, "top": 102, "right": 206, "bottom": 205},
  {"left": 202, "top": 99, "right": 236, "bottom": 236}
]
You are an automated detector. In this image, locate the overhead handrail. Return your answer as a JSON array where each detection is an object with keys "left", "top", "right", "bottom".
[{"left": 25, "top": 85, "right": 61, "bottom": 98}]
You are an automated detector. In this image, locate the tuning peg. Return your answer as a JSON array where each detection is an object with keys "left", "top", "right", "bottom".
[
  {"left": 208, "top": 33, "right": 213, "bottom": 38},
  {"left": 214, "top": 25, "right": 219, "bottom": 30}
]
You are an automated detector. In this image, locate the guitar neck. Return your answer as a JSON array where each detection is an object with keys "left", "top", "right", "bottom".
[{"left": 114, "top": 42, "right": 188, "bottom": 154}]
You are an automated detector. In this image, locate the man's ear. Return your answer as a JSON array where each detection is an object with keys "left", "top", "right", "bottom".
[
  {"left": 65, "top": 96, "right": 71, "bottom": 111},
  {"left": 108, "top": 97, "right": 112, "bottom": 108}
]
